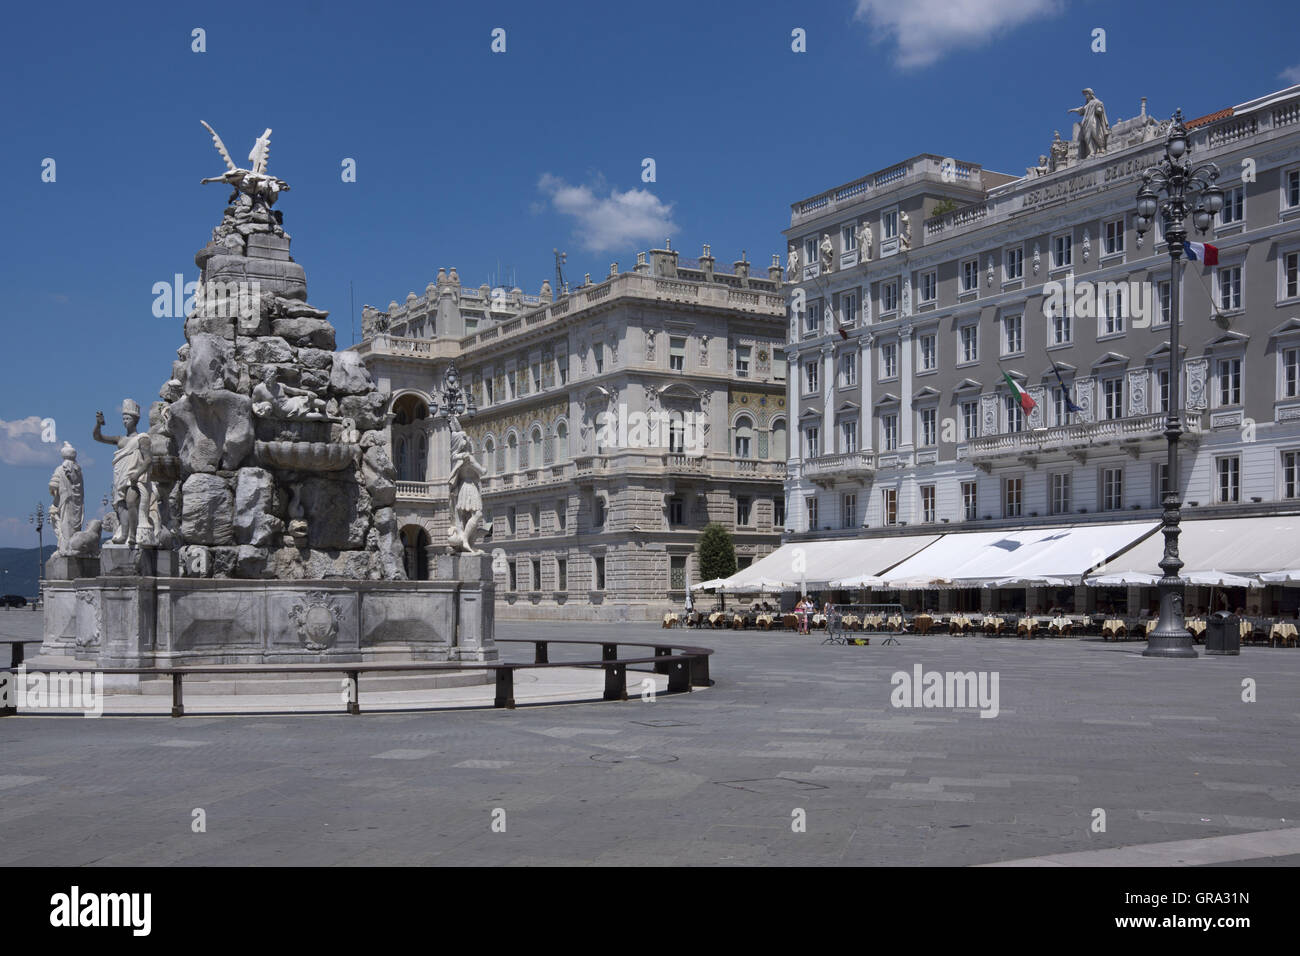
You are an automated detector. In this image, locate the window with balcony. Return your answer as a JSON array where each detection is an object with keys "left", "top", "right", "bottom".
[
  {"left": 1216, "top": 456, "right": 1240, "bottom": 503},
  {"left": 919, "top": 334, "right": 937, "bottom": 371},
  {"left": 1217, "top": 357, "right": 1242, "bottom": 407},
  {"left": 803, "top": 360, "right": 819, "bottom": 395},
  {"left": 806, "top": 496, "right": 819, "bottom": 530},
  {"left": 803, "top": 425, "right": 820, "bottom": 458},
  {"left": 1217, "top": 265, "right": 1242, "bottom": 312},
  {"left": 1052, "top": 233, "right": 1072, "bottom": 269},
  {"left": 1103, "top": 218, "right": 1125, "bottom": 256},
  {"left": 881, "top": 343, "right": 898, "bottom": 379},
  {"left": 839, "top": 419, "right": 857, "bottom": 454},
  {"left": 1220, "top": 186, "right": 1245, "bottom": 226},
  {"left": 736, "top": 495, "right": 752, "bottom": 527},
  {"left": 669, "top": 337, "right": 686, "bottom": 372},
  {"left": 919, "top": 407, "right": 937, "bottom": 447},
  {"left": 920, "top": 485, "right": 936, "bottom": 523},
  {"left": 1284, "top": 450, "right": 1300, "bottom": 499},
  {"left": 736, "top": 345, "right": 751, "bottom": 378},
  {"left": 959, "top": 324, "right": 979, "bottom": 363},
  {"left": 1101, "top": 467, "right": 1124, "bottom": 511},
  {"left": 1005, "top": 394, "right": 1025, "bottom": 433},
  {"left": 1052, "top": 386, "right": 1073, "bottom": 426},
  {"left": 1005, "top": 246, "right": 1024, "bottom": 281},
  {"left": 881, "top": 488, "right": 898, "bottom": 526},
  {"left": 839, "top": 351, "right": 857, "bottom": 387},
  {"left": 734, "top": 415, "right": 754, "bottom": 459},
  {"left": 920, "top": 270, "right": 937, "bottom": 303},
  {"left": 840, "top": 291, "right": 859, "bottom": 328},
  {"left": 881, "top": 281, "right": 899, "bottom": 314},
  {"left": 1284, "top": 348, "right": 1300, "bottom": 398},
  {"left": 1004, "top": 476, "right": 1023, "bottom": 518},
  {"left": 1157, "top": 368, "right": 1170, "bottom": 412},
  {"left": 961, "top": 259, "right": 979, "bottom": 293},
  {"left": 841, "top": 493, "right": 857, "bottom": 528},
  {"left": 1102, "top": 377, "right": 1124, "bottom": 421},
  {"left": 1050, "top": 473, "right": 1071, "bottom": 515},
  {"left": 962, "top": 481, "right": 978, "bottom": 521},
  {"left": 668, "top": 415, "right": 685, "bottom": 454},
  {"left": 961, "top": 401, "right": 978, "bottom": 440},
  {"left": 1002, "top": 314, "right": 1023, "bottom": 355},
  {"left": 881, "top": 414, "right": 898, "bottom": 451}
]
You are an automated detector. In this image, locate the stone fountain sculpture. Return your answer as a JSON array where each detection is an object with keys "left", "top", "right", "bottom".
[{"left": 39, "top": 122, "right": 496, "bottom": 670}]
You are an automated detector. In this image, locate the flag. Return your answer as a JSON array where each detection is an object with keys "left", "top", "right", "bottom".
[
  {"left": 1002, "top": 370, "right": 1036, "bottom": 414},
  {"left": 838, "top": 325, "right": 848, "bottom": 341},
  {"left": 1049, "top": 359, "right": 1082, "bottom": 414},
  {"left": 1184, "top": 240, "right": 1218, "bottom": 266}
]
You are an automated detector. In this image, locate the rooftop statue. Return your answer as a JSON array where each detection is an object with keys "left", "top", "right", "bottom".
[
  {"left": 1069, "top": 88, "right": 1110, "bottom": 160},
  {"left": 200, "top": 121, "right": 290, "bottom": 206}
]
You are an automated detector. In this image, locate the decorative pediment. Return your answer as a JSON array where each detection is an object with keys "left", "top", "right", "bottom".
[
  {"left": 1267, "top": 317, "right": 1300, "bottom": 339},
  {"left": 1206, "top": 330, "right": 1250, "bottom": 349},
  {"left": 874, "top": 392, "right": 901, "bottom": 407},
  {"left": 799, "top": 406, "right": 821, "bottom": 420},
  {"left": 953, "top": 377, "right": 982, "bottom": 393},
  {"left": 1039, "top": 360, "right": 1076, "bottom": 379},
  {"left": 1092, "top": 351, "right": 1129, "bottom": 369},
  {"left": 836, "top": 400, "right": 861, "bottom": 413},
  {"left": 912, "top": 386, "right": 941, "bottom": 401},
  {"left": 1145, "top": 342, "right": 1187, "bottom": 360}
]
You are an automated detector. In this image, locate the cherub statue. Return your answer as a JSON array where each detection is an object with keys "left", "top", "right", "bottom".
[{"left": 200, "top": 121, "right": 291, "bottom": 206}]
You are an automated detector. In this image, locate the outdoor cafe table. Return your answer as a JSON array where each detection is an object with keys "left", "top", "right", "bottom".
[
  {"left": 755, "top": 613, "right": 775, "bottom": 630},
  {"left": 983, "top": 616, "right": 1006, "bottom": 635},
  {"left": 886, "top": 614, "right": 905, "bottom": 631},
  {"left": 1017, "top": 617, "right": 1039, "bottom": 638},
  {"left": 863, "top": 614, "right": 884, "bottom": 629},
  {"left": 1046, "top": 616, "right": 1072, "bottom": 635},
  {"left": 1102, "top": 618, "right": 1127, "bottom": 639},
  {"left": 1186, "top": 617, "right": 1207, "bottom": 638},
  {"left": 914, "top": 614, "right": 934, "bottom": 634},
  {"left": 948, "top": 615, "right": 973, "bottom": 633},
  {"left": 1270, "top": 621, "right": 1298, "bottom": 647}
]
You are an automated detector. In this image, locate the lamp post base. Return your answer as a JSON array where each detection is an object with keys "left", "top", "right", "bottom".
[{"left": 1142, "top": 630, "right": 1198, "bottom": 658}]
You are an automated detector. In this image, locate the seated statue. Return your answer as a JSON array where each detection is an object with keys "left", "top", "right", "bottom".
[{"left": 252, "top": 367, "right": 326, "bottom": 419}]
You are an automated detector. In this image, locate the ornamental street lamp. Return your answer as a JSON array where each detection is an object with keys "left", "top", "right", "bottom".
[
  {"left": 428, "top": 362, "right": 476, "bottom": 421},
  {"left": 1133, "top": 109, "right": 1223, "bottom": 659},
  {"left": 29, "top": 503, "right": 46, "bottom": 589}
]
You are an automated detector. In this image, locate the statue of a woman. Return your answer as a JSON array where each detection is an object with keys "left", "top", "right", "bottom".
[
  {"left": 48, "top": 442, "right": 85, "bottom": 554},
  {"left": 446, "top": 417, "right": 486, "bottom": 554}
]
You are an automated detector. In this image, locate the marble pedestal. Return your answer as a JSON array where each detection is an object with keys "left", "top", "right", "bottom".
[{"left": 45, "top": 553, "right": 101, "bottom": 580}]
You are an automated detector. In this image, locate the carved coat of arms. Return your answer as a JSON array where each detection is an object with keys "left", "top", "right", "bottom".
[{"left": 289, "top": 591, "right": 342, "bottom": 651}]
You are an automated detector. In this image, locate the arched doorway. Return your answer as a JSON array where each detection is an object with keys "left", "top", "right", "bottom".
[
  {"left": 401, "top": 524, "right": 430, "bottom": 580},
  {"left": 390, "top": 393, "right": 430, "bottom": 481}
]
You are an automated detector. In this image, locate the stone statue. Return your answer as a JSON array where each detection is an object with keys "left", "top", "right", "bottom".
[
  {"left": 857, "top": 222, "right": 872, "bottom": 261},
  {"left": 200, "top": 121, "right": 291, "bottom": 206},
  {"left": 252, "top": 367, "right": 326, "bottom": 419},
  {"left": 899, "top": 211, "right": 911, "bottom": 250},
  {"left": 819, "top": 234, "right": 834, "bottom": 273},
  {"left": 1029, "top": 154, "right": 1049, "bottom": 177},
  {"left": 94, "top": 400, "right": 152, "bottom": 547},
  {"left": 787, "top": 244, "right": 799, "bottom": 278},
  {"left": 1049, "top": 130, "right": 1069, "bottom": 172},
  {"left": 1069, "top": 89, "right": 1110, "bottom": 159},
  {"left": 446, "top": 416, "right": 485, "bottom": 554},
  {"left": 48, "top": 442, "right": 86, "bottom": 554}
]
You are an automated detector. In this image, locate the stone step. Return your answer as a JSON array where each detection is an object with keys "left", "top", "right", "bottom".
[{"left": 137, "top": 669, "right": 490, "bottom": 696}]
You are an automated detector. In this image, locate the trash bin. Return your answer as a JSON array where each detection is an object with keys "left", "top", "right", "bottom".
[{"left": 1205, "top": 611, "right": 1240, "bottom": 656}]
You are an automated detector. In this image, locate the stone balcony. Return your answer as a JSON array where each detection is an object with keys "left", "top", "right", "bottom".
[
  {"left": 353, "top": 335, "right": 460, "bottom": 362},
  {"left": 959, "top": 412, "right": 1204, "bottom": 470},
  {"left": 395, "top": 480, "right": 439, "bottom": 500},
  {"left": 802, "top": 450, "right": 877, "bottom": 486}
]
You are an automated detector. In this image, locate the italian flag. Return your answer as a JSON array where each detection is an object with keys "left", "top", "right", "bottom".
[{"left": 1003, "top": 370, "right": 1036, "bottom": 414}]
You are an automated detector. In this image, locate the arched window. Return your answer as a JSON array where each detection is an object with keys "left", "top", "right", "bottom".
[
  {"left": 530, "top": 427, "right": 543, "bottom": 469},
  {"left": 734, "top": 415, "right": 754, "bottom": 459},
  {"left": 415, "top": 434, "right": 428, "bottom": 481},
  {"left": 555, "top": 422, "right": 569, "bottom": 462},
  {"left": 772, "top": 419, "right": 788, "bottom": 460},
  {"left": 668, "top": 412, "right": 685, "bottom": 454},
  {"left": 507, "top": 433, "right": 518, "bottom": 472},
  {"left": 484, "top": 438, "right": 495, "bottom": 476},
  {"left": 396, "top": 437, "right": 409, "bottom": 479}
]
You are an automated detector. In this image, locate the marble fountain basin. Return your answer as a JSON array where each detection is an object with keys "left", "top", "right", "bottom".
[{"left": 255, "top": 440, "right": 358, "bottom": 471}]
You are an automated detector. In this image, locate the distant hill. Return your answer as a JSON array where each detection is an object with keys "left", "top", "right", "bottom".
[{"left": 0, "top": 546, "right": 58, "bottom": 600}]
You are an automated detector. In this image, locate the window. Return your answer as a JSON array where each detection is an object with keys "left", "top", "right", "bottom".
[
  {"left": 508, "top": 560, "right": 518, "bottom": 592},
  {"left": 485, "top": 376, "right": 495, "bottom": 404},
  {"left": 506, "top": 367, "right": 517, "bottom": 399},
  {"left": 557, "top": 352, "right": 568, "bottom": 385},
  {"left": 1217, "top": 265, "right": 1242, "bottom": 311},
  {"left": 736, "top": 496, "right": 752, "bottom": 526},
  {"left": 1284, "top": 450, "right": 1300, "bottom": 499},
  {"left": 920, "top": 485, "right": 936, "bottom": 523},
  {"left": 806, "top": 496, "right": 819, "bottom": 530},
  {"left": 773, "top": 352, "right": 787, "bottom": 381},
  {"left": 1050, "top": 295, "right": 1072, "bottom": 345},
  {"left": 1052, "top": 233, "right": 1072, "bottom": 269},
  {"left": 1103, "top": 218, "right": 1125, "bottom": 256},
  {"left": 1005, "top": 246, "right": 1024, "bottom": 281},
  {"left": 1100, "top": 285, "right": 1125, "bottom": 335},
  {"left": 1156, "top": 463, "right": 1170, "bottom": 504},
  {"left": 839, "top": 419, "right": 857, "bottom": 454},
  {"left": 736, "top": 345, "right": 751, "bottom": 378},
  {"left": 1286, "top": 169, "right": 1300, "bottom": 210},
  {"left": 1157, "top": 368, "right": 1170, "bottom": 412},
  {"left": 1220, "top": 186, "right": 1244, "bottom": 225},
  {"left": 668, "top": 415, "right": 685, "bottom": 453},
  {"left": 962, "top": 481, "right": 978, "bottom": 521},
  {"left": 961, "top": 401, "right": 978, "bottom": 440},
  {"left": 1052, "top": 386, "right": 1073, "bottom": 426},
  {"left": 840, "top": 291, "right": 859, "bottom": 328},
  {"left": 1284, "top": 348, "right": 1300, "bottom": 398},
  {"left": 668, "top": 496, "right": 684, "bottom": 526},
  {"left": 1156, "top": 280, "right": 1172, "bottom": 326},
  {"left": 507, "top": 506, "right": 517, "bottom": 535},
  {"left": 594, "top": 556, "right": 606, "bottom": 590},
  {"left": 804, "top": 236, "right": 818, "bottom": 268},
  {"left": 839, "top": 352, "right": 857, "bottom": 387},
  {"left": 531, "top": 361, "right": 541, "bottom": 393},
  {"left": 557, "top": 558, "right": 567, "bottom": 591},
  {"left": 1216, "top": 456, "right": 1240, "bottom": 503},
  {"left": 919, "top": 334, "right": 937, "bottom": 371},
  {"left": 1102, "top": 377, "right": 1124, "bottom": 420},
  {"left": 1101, "top": 467, "right": 1123, "bottom": 511},
  {"left": 961, "top": 259, "right": 979, "bottom": 293},
  {"left": 881, "top": 414, "right": 898, "bottom": 451},
  {"left": 881, "top": 280, "right": 898, "bottom": 314},
  {"left": 803, "top": 360, "right": 819, "bottom": 395},
  {"left": 557, "top": 499, "right": 568, "bottom": 531},
  {"left": 1283, "top": 251, "right": 1299, "bottom": 301},
  {"left": 805, "top": 300, "right": 822, "bottom": 335},
  {"left": 669, "top": 336, "right": 686, "bottom": 371},
  {"left": 841, "top": 223, "right": 857, "bottom": 251},
  {"left": 734, "top": 415, "right": 754, "bottom": 458},
  {"left": 774, "top": 497, "right": 786, "bottom": 527},
  {"left": 920, "top": 270, "right": 937, "bottom": 303},
  {"left": 841, "top": 493, "right": 857, "bottom": 528},
  {"left": 1002, "top": 314, "right": 1023, "bottom": 355},
  {"left": 883, "top": 209, "right": 899, "bottom": 239},
  {"left": 803, "top": 425, "right": 820, "bottom": 458},
  {"left": 881, "top": 343, "right": 898, "bottom": 379},
  {"left": 555, "top": 422, "right": 569, "bottom": 461},
  {"left": 594, "top": 342, "right": 605, "bottom": 373},
  {"left": 1217, "top": 357, "right": 1242, "bottom": 406},
  {"left": 881, "top": 488, "right": 898, "bottom": 526},
  {"left": 530, "top": 502, "right": 540, "bottom": 532},
  {"left": 959, "top": 324, "right": 979, "bottom": 363},
  {"left": 594, "top": 497, "right": 607, "bottom": 527},
  {"left": 919, "top": 407, "right": 937, "bottom": 446},
  {"left": 1051, "top": 473, "right": 1071, "bottom": 515},
  {"left": 531, "top": 559, "right": 541, "bottom": 590},
  {"left": 1005, "top": 394, "right": 1025, "bottom": 433},
  {"left": 1003, "top": 477, "right": 1022, "bottom": 518}
]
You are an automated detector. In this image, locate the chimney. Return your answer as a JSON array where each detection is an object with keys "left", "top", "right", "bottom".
[{"left": 769, "top": 253, "right": 783, "bottom": 285}]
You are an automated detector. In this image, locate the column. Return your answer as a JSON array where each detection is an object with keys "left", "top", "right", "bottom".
[
  {"left": 859, "top": 334, "right": 873, "bottom": 451},
  {"left": 821, "top": 344, "right": 834, "bottom": 454},
  {"left": 899, "top": 324, "right": 914, "bottom": 449}
]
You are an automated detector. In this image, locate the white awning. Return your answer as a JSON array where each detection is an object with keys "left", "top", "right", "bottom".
[
  {"left": 882, "top": 522, "right": 1158, "bottom": 588},
  {"left": 717, "top": 535, "right": 941, "bottom": 591},
  {"left": 1086, "top": 516, "right": 1300, "bottom": 586}
]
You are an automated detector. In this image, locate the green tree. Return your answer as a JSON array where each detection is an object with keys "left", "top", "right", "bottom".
[
  {"left": 931, "top": 198, "right": 959, "bottom": 217},
  {"left": 699, "top": 522, "right": 737, "bottom": 583}
]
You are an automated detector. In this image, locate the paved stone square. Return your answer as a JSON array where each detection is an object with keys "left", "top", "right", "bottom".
[{"left": 2, "top": 612, "right": 1298, "bottom": 866}]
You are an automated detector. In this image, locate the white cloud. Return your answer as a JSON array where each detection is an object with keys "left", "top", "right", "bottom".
[
  {"left": 854, "top": 0, "right": 1063, "bottom": 69},
  {"left": 537, "top": 173, "right": 678, "bottom": 254},
  {"left": 1281, "top": 65, "right": 1300, "bottom": 86},
  {"left": 0, "top": 417, "right": 62, "bottom": 467}
]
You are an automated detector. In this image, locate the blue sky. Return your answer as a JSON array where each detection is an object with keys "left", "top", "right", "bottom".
[{"left": 2, "top": 0, "right": 1298, "bottom": 545}]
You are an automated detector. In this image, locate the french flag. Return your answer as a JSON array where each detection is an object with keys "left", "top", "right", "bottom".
[{"left": 1184, "top": 240, "right": 1219, "bottom": 266}]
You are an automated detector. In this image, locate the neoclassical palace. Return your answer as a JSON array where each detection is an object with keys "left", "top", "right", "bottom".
[
  {"left": 778, "top": 82, "right": 1300, "bottom": 612},
  {"left": 353, "top": 244, "right": 788, "bottom": 619}
]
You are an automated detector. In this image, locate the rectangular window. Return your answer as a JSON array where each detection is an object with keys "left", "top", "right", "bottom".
[
  {"left": 531, "top": 559, "right": 542, "bottom": 590},
  {"left": 881, "top": 414, "right": 898, "bottom": 451},
  {"left": 531, "top": 362, "right": 542, "bottom": 393},
  {"left": 736, "top": 496, "right": 752, "bottom": 526},
  {"left": 1217, "top": 357, "right": 1242, "bottom": 406},
  {"left": 594, "top": 342, "right": 605, "bottom": 373},
  {"left": 803, "top": 425, "right": 820, "bottom": 458},
  {"left": 1005, "top": 395, "right": 1025, "bottom": 433},
  {"left": 557, "top": 353, "right": 568, "bottom": 385},
  {"left": 1284, "top": 451, "right": 1300, "bottom": 499},
  {"left": 1102, "top": 377, "right": 1124, "bottom": 420},
  {"left": 803, "top": 360, "right": 819, "bottom": 395},
  {"left": 669, "top": 336, "right": 686, "bottom": 372},
  {"left": 1221, "top": 186, "right": 1245, "bottom": 225},
  {"left": 1101, "top": 285, "right": 1125, "bottom": 335},
  {"left": 557, "top": 558, "right": 567, "bottom": 591},
  {"left": 669, "top": 496, "right": 684, "bottom": 525},
  {"left": 806, "top": 496, "right": 819, "bottom": 530},
  {"left": 1005, "top": 247, "right": 1024, "bottom": 281},
  {"left": 805, "top": 301, "right": 822, "bottom": 335},
  {"left": 1051, "top": 473, "right": 1072, "bottom": 515},
  {"left": 485, "top": 376, "right": 495, "bottom": 404},
  {"left": 881, "top": 488, "right": 898, "bottom": 526},
  {"left": 1051, "top": 296, "right": 1073, "bottom": 345},
  {"left": 1102, "top": 467, "right": 1124, "bottom": 511},
  {"left": 1002, "top": 314, "right": 1023, "bottom": 355},
  {"left": 920, "top": 485, "right": 936, "bottom": 523},
  {"left": 506, "top": 368, "right": 517, "bottom": 399},
  {"left": 1216, "top": 456, "right": 1240, "bottom": 503},
  {"left": 841, "top": 493, "right": 857, "bottom": 529},
  {"left": 920, "top": 270, "right": 937, "bottom": 302},
  {"left": 1003, "top": 477, "right": 1022, "bottom": 518},
  {"left": 1053, "top": 233, "right": 1072, "bottom": 269},
  {"left": 960, "top": 325, "right": 979, "bottom": 363},
  {"left": 736, "top": 345, "right": 751, "bottom": 378},
  {"left": 839, "top": 419, "right": 857, "bottom": 454},
  {"left": 1053, "top": 386, "right": 1073, "bottom": 426},
  {"left": 669, "top": 555, "right": 686, "bottom": 591},
  {"left": 594, "top": 556, "right": 606, "bottom": 590},
  {"left": 919, "top": 408, "right": 937, "bottom": 447},
  {"left": 1156, "top": 463, "right": 1170, "bottom": 503},
  {"left": 774, "top": 497, "right": 786, "bottom": 527},
  {"left": 841, "top": 223, "right": 857, "bottom": 251},
  {"left": 1284, "top": 252, "right": 1299, "bottom": 301},
  {"left": 839, "top": 352, "right": 857, "bottom": 387},
  {"left": 531, "top": 504, "right": 540, "bottom": 532},
  {"left": 919, "top": 334, "right": 937, "bottom": 371},
  {"left": 1104, "top": 218, "right": 1125, "bottom": 255},
  {"left": 1157, "top": 280, "right": 1171, "bottom": 326},
  {"left": 508, "top": 560, "right": 518, "bottom": 592},
  {"left": 1157, "top": 368, "right": 1170, "bottom": 412},
  {"left": 961, "top": 259, "right": 979, "bottom": 293},
  {"left": 841, "top": 291, "right": 859, "bottom": 328},
  {"left": 883, "top": 210, "right": 899, "bottom": 239},
  {"left": 1285, "top": 348, "right": 1300, "bottom": 398},
  {"left": 962, "top": 481, "right": 978, "bottom": 521},
  {"left": 961, "top": 401, "right": 978, "bottom": 440},
  {"left": 773, "top": 353, "right": 787, "bottom": 382},
  {"left": 1218, "top": 265, "right": 1242, "bottom": 311},
  {"left": 882, "top": 281, "right": 899, "bottom": 313},
  {"left": 508, "top": 506, "right": 517, "bottom": 535},
  {"left": 881, "top": 343, "right": 898, "bottom": 379},
  {"left": 557, "top": 499, "right": 568, "bottom": 531}
]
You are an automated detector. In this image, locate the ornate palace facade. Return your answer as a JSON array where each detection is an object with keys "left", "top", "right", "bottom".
[{"left": 354, "top": 244, "right": 788, "bottom": 619}]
